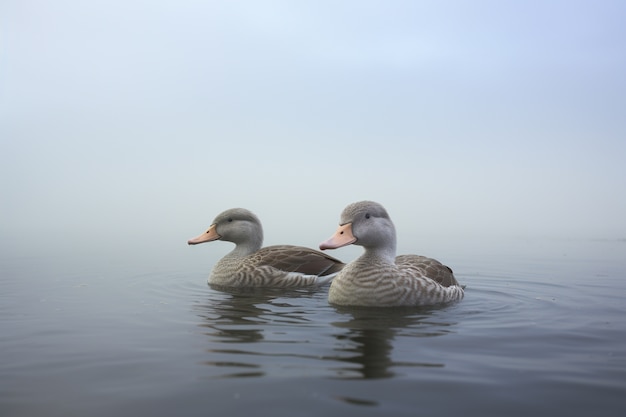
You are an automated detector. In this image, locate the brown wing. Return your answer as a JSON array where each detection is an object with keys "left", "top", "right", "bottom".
[
  {"left": 251, "top": 245, "right": 345, "bottom": 276},
  {"left": 396, "top": 255, "right": 460, "bottom": 287}
]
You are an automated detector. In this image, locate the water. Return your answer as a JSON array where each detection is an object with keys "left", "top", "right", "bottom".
[{"left": 1, "top": 238, "right": 625, "bottom": 416}]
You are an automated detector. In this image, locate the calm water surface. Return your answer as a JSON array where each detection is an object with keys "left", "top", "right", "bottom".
[{"left": 1, "top": 238, "right": 625, "bottom": 416}]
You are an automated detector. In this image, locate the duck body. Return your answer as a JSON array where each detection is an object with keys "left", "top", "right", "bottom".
[
  {"left": 188, "top": 208, "right": 344, "bottom": 288},
  {"left": 326, "top": 254, "right": 464, "bottom": 307},
  {"left": 320, "top": 201, "right": 464, "bottom": 307}
]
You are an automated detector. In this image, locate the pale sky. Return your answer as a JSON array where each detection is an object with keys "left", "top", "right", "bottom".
[{"left": 1, "top": 1, "right": 625, "bottom": 261}]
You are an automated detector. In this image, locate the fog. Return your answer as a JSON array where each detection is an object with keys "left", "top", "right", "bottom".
[{"left": 2, "top": 1, "right": 625, "bottom": 264}]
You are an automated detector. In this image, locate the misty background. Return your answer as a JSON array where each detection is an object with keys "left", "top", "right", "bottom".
[{"left": 2, "top": 1, "right": 625, "bottom": 269}]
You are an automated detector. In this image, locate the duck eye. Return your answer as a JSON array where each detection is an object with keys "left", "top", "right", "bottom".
[
  {"left": 365, "top": 213, "right": 371, "bottom": 219},
  {"left": 227, "top": 218, "right": 233, "bottom": 222}
]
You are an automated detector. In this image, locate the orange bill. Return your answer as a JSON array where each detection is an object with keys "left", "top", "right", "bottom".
[
  {"left": 319, "top": 223, "right": 356, "bottom": 250},
  {"left": 187, "top": 224, "right": 221, "bottom": 245}
]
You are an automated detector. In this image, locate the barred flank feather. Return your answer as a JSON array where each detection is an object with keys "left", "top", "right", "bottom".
[
  {"left": 209, "top": 248, "right": 342, "bottom": 288},
  {"left": 328, "top": 259, "right": 464, "bottom": 307}
]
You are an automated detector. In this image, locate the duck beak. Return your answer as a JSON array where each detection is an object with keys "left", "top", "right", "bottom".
[
  {"left": 188, "top": 224, "right": 221, "bottom": 245},
  {"left": 320, "top": 223, "right": 356, "bottom": 250}
]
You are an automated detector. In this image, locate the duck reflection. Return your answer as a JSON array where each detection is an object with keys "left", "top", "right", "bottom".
[
  {"left": 194, "top": 286, "right": 320, "bottom": 378},
  {"left": 330, "top": 306, "right": 455, "bottom": 379},
  {"left": 193, "top": 285, "right": 459, "bottom": 380},
  {"left": 196, "top": 287, "right": 272, "bottom": 344},
  {"left": 196, "top": 286, "right": 316, "bottom": 342}
]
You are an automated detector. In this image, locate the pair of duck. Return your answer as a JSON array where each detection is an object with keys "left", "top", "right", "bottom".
[{"left": 188, "top": 201, "right": 464, "bottom": 307}]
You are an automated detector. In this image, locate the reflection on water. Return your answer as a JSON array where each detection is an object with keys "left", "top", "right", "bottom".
[
  {"left": 194, "top": 287, "right": 324, "bottom": 379},
  {"left": 194, "top": 286, "right": 459, "bottom": 380},
  {"left": 197, "top": 292, "right": 267, "bottom": 377},
  {"left": 331, "top": 306, "right": 452, "bottom": 379}
]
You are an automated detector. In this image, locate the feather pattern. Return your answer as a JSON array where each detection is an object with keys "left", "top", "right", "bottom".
[
  {"left": 188, "top": 208, "right": 344, "bottom": 288},
  {"left": 320, "top": 201, "right": 464, "bottom": 307}
]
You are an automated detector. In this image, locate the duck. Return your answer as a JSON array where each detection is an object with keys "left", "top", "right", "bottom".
[
  {"left": 319, "top": 201, "right": 464, "bottom": 307},
  {"left": 188, "top": 208, "right": 345, "bottom": 288}
]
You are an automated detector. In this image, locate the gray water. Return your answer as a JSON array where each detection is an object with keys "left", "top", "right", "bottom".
[{"left": 1, "top": 237, "right": 625, "bottom": 416}]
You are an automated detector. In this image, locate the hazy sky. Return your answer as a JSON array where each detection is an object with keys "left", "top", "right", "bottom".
[{"left": 2, "top": 1, "right": 625, "bottom": 260}]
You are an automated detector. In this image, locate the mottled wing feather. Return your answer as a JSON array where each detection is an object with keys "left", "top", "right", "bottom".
[
  {"left": 395, "top": 255, "right": 460, "bottom": 287},
  {"left": 252, "top": 245, "right": 345, "bottom": 276}
]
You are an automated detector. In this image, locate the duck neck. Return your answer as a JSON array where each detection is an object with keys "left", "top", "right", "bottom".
[
  {"left": 226, "top": 238, "right": 262, "bottom": 259},
  {"left": 361, "top": 243, "right": 397, "bottom": 264}
]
